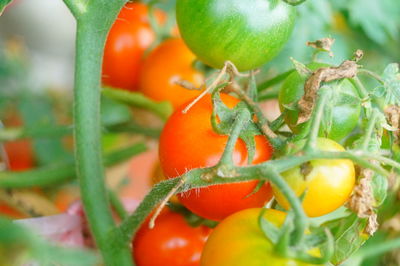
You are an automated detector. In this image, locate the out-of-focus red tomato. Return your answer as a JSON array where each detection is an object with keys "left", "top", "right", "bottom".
[
  {"left": 102, "top": 2, "right": 166, "bottom": 91},
  {"left": 3, "top": 140, "right": 35, "bottom": 171},
  {"left": 0, "top": 203, "right": 25, "bottom": 219}
]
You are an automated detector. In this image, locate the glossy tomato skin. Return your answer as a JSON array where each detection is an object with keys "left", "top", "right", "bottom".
[
  {"left": 102, "top": 3, "right": 164, "bottom": 91},
  {"left": 176, "top": 0, "right": 296, "bottom": 71},
  {"left": 159, "top": 94, "right": 273, "bottom": 221},
  {"left": 201, "top": 208, "right": 318, "bottom": 266},
  {"left": 273, "top": 138, "right": 355, "bottom": 217},
  {"left": 139, "top": 38, "right": 204, "bottom": 109},
  {"left": 133, "top": 209, "right": 212, "bottom": 266},
  {"left": 279, "top": 62, "right": 361, "bottom": 142}
]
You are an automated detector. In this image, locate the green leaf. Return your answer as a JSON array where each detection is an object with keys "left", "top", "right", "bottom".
[
  {"left": 371, "top": 174, "right": 388, "bottom": 207},
  {"left": 381, "top": 63, "right": 400, "bottom": 105},
  {"left": 324, "top": 214, "right": 369, "bottom": 265},
  {"left": 0, "top": 0, "right": 13, "bottom": 15},
  {"left": 335, "top": 0, "right": 400, "bottom": 44}
]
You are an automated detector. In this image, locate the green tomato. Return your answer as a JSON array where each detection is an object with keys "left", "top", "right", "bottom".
[
  {"left": 176, "top": 0, "right": 296, "bottom": 71},
  {"left": 279, "top": 62, "right": 361, "bottom": 141}
]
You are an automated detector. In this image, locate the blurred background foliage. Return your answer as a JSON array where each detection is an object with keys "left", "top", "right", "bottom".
[{"left": 0, "top": 0, "right": 399, "bottom": 265}]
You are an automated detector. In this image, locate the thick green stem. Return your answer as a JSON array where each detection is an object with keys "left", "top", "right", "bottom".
[
  {"left": 118, "top": 178, "right": 181, "bottom": 243},
  {"left": 73, "top": 25, "right": 117, "bottom": 230},
  {"left": 64, "top": 0, "right": 132, "bottom": 264},
  {"left": 117, "top": 147, "right": 393, "bottom": 250},
  {"left": 304, "top": 87, "right": 330, "bottom": 153},
  {"left": 218, "top": 109, "right": 250, "bottom": 165}
]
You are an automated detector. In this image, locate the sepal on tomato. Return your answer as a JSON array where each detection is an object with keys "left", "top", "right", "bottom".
[
  {"left": 258, "top": 208, "right": 334, "bottom": 264},
  {"left": 211, "top": 90, "right": 263, "bottom": 163}
]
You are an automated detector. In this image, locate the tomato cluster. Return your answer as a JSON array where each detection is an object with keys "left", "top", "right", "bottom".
[
  {"left": 100, "top": 1, "right": 362, "bottom": 265},
  {"left": 102, "top": 2, "right": 203, "bottom": 109}
]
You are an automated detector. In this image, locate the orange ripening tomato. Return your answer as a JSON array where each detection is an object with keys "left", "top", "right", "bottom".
[
  {"left": 201, "top": 208, "right": 319, "bottom": 266},
  {"left": 133, "top": 208, "right": 212, "bottom": 266},
  {"left": 102, "top": 2, "right": 166, "bottom": 91},
  {"left": 159, "top": 93, "right": 273, "bottom": 221},
  {"left": 139, "top": 38, "right": 204, "bottom": 109}
]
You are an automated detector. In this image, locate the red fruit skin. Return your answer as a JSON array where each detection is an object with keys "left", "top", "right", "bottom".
[
  {"left": 102, "top": 2, "right": 165, "bottom": 91},
  {"left": 133, "top": 209, "right": 212, "bottom": 266},
  {"left": 159, "top": 93, "right": 273, "bottom": 221}
]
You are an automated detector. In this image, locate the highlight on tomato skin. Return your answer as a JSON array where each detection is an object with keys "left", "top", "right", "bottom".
[
  {"left": 102, "top": 2, "right": 166, "bottom": 92},
  {"left": 139, "top": 38, "right": 204, "bottom": 109},
  {"left": 159, "top": 93, "right": 274, "bottom": 221},
  {"left": 132, "top": 208, "right": 212, "bottom": 266}
]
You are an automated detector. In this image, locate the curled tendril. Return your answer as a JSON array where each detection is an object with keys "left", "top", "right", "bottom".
[{"left": 282, "top": 0, "right": 307, "bottom": 6}]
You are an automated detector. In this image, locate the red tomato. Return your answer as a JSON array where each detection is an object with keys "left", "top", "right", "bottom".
[
  {"left": 3, "top": 140, "right": 35, "bottom": 171},
  {"left": 139, "top": 38, "right": 204, "bottom": 109},
  {"left": 159, "top": 94, "right": 273, "bottom": 221},
  {"left": 2, "top": 112, "right": 35, "bottom": 171},
  {"left": 133, "top": 208, "right": 212, "bottom": 266},
  {"left": 102, "top": 2, "right": 165, "bottom": 91}
]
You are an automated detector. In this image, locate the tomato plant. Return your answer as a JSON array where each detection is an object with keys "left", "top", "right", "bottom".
[
  {"left": 4, "top": 0, "right": 400, "bottom": 265},
  {"left": 132, "top": 208, "right": 212, "bottom": 266},
  {"left": 176, "top": 0, "right": 296, "bottom": 71},
  {"left": 159, "top": 93, "right": 273, "bottom": 221},
  {"left": 201, "top": 208, "right": 318, "bottom": 266},
  {"left": 102, "top": 2, "right": 165, "bottom": 91},
  {"left": 279, "top": 62, "right": 361, "bottom": 141},
  {"left": 139, "top": 38, "right": 204, "bottom": 109},
  {"left": 273, "top": 138, "right": 355, "bottom": 217}
]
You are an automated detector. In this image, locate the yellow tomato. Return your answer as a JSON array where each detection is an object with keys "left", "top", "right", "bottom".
[{"left": 273, "top": 138, "right": 355, "bottom": 217}]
